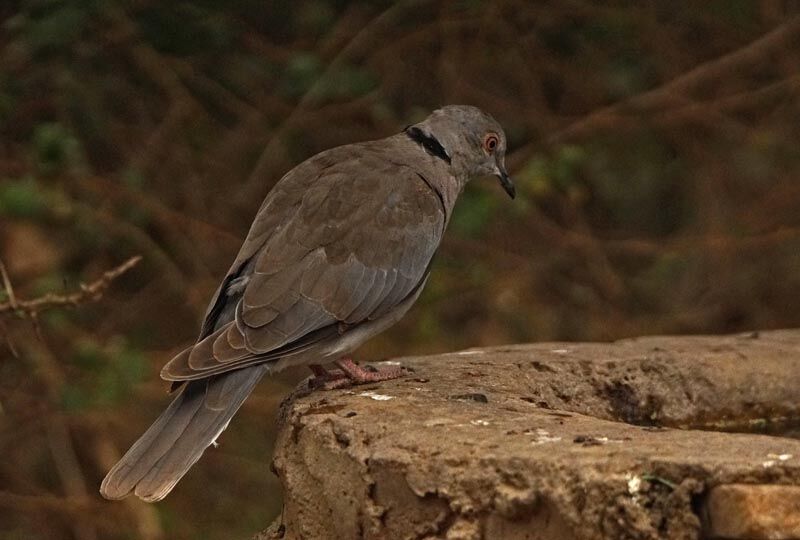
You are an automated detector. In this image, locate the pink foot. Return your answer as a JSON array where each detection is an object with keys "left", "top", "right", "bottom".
[
  {"left": 307, "top": 358, "right": 406, "bottom": 390},
  {"left": 307, "top": 364, "right": 349, "bottom": 390},
  {"left": 335, "top": 358, "right": 406, "bottom": 383}
]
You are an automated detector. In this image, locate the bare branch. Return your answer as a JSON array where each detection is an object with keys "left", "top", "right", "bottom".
[
  {"left": 0, "top": 490, "right": 99, "bottom": 515},
  {"left": 0, "top": 256, "right": 142, "bottom": 318},
  {"left": 0, "top": 318, "right": 18, "bottom": 357},
  {"left": 0, "top": 260, "right": 18, "bottom": 309},
  {"left": 551, "top": 16, "right": 800, "bottom": 142},
  {"left": 46, "top": 420, "right": 98, "bottom": 540}
]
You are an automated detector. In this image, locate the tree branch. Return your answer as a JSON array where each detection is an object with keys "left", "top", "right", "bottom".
[{"left": 0, "top": 256, "right": 142, "bottom": 317}]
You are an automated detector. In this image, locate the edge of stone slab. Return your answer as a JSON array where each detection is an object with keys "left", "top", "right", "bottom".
[{"left": 259, "top": 329, "right": 800, "bottom": 540}]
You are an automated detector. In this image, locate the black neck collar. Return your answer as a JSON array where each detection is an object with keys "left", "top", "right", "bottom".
[{"left": 405, "top": 126, "right": 451, "bottom": 164}]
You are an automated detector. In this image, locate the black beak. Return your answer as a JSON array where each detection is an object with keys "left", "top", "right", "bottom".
[{"left": 497, "top": 170, "right": 516, "bottom": 199}]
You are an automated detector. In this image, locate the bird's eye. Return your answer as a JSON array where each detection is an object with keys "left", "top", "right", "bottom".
[{"left": 483, "top": 133, "right": 499, "bottom": 153}]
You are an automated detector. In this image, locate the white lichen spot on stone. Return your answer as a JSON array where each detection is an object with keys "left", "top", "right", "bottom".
[
  {"left": 625, "top": 473, "right": 641, "bottom": 495},
  {"left": 762, "top": 460, "right": 776, "bottom": 468},
  {"left": 378, "top": 360, "right": 402, "bottom": 366},
  {"left": 551, "top": 349, "right": 570, "bottom": 354},
  {"left": 767, "top": 453, "right": 793, "bottom": 461},
  {"left": 470, "top": 419, "right": 491, "bottom": 426},
  {"left": 359, "top": 391, "right": 394, "bottom": 401},
  {"left": 531, "top": 428, "right": 562, "bottom": 444},
  {"left": 423, "top": 418, "right": 453, "bottom": 427},
  {"left": 456, "top": 349, "right": 485, "bottom": 356},
  {"left": 599, "top": 436, "right": 626, "bottom": 444}
]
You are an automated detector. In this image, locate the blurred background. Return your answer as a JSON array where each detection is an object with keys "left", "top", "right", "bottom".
[{"left": 2, "top": 1, "right": 800, "bottom": 538}]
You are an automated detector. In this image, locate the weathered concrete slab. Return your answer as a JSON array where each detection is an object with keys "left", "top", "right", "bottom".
[
  {"left": 703, "top": 484, "right": 800, "bottom": 539},
  {"left": 261, "top": 330, "right": 800, "bottom": 540}
]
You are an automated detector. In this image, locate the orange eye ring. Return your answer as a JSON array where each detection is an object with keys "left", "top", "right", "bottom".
[{"left": 483, "top": 133, "right": 499, "bottom": 153}]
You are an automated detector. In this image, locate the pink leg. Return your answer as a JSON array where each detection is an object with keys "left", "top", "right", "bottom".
[
  {"left": 335, "top": 358, "right": 405, "bottom": 384},
  {"left": 307, "top": 358, "right": 406, "bottom": 390},
  {"left": 307, "top": 363, "right": 348, "bottom": 389},
  {"left": 308, "top": 364, "right": 328, "bottom": 377}
]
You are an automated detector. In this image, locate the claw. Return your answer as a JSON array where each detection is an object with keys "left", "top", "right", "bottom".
[{"left": 306, "top": 358, "right": 407, "bottom": 390}]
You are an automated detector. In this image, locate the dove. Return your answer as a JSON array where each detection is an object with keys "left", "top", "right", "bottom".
[{"left": 100, "top": 105, "right": 515, "bottom": 502}]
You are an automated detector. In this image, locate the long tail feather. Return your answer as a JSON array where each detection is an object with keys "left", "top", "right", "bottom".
[{"left": 100, "top": 364, "right": 268, "bottom": 502}]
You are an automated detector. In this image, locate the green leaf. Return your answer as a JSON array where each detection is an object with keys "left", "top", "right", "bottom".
[
  {"left": 0, "top": 176, "right": 47, "bottom": 218},
  {"left": 518, "top": 155, "right": 553, "bottom": 199},
  {"left": 32, "top": 123, "right": 83, "bottom": 175},
  {"left": 280, "top": 53, "right": 322, "bottom": 97},
  {"left": 641, "top": 473, "right": 677, "bottom": 490},
  {"left": 552, "top": 145, "right": 586, "bottom": 190},
  {"left": 61, "top": 383, "right": 90, "bottom": 412},
  {"left": 116, "top": 346, "right": 148, "bottom": 386},
  {"left": 121, "top": 168, "right": 147, "bottom": 190},
  {"left": 70, "top": 339, "right": 106, "bottom": 371},
  {"left": 296, "top": 0, "right": 336, "bottom": 34},
  {"left": 19, "top": 4, "right": 88, "bottom": 55},
  {"left": 450, "top": 188, "right": 497, "bottom": 238}
]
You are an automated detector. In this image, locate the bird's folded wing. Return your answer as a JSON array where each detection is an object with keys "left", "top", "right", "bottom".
[{"left": 162, "top": 144, "right": 444, "bottom": 381}]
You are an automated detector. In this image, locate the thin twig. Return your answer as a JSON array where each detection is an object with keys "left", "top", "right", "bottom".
[
  {"left": 0, "top": 259, "right": 18, "bottom": 309},
  {"left": 0, "top": 256, "right": 142, "bottom": 317},
  {"left": 0, "top": 318, "right": 17, "bottom": 357},
  {"left": 46, "top": 420, "right": 98, "bottom": 540},
  {"left": 0, "top": 490, "right": 99, "bottom": 515}
]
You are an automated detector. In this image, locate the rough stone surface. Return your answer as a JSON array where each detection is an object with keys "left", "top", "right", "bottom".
[
  {"left": 704, "top": 484, "right": 800, "bottom": 539},
  {"left": 261, "top": 330, "right": 800, "bottom": 540}
]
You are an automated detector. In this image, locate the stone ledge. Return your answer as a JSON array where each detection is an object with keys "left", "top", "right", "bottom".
[
  {"left": 703, "top": 484, "right": 800, "bottom": 539},
  {"left": 261, "top": 330, "right": 800, "bottom": 540}
]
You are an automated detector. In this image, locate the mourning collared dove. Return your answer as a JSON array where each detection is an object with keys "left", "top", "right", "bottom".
[{"left": 100, "top": 105, "right": 514, "bottom": 502}]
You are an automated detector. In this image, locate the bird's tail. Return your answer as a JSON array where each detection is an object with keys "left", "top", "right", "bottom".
[{"left": 100, "top": 364, "right": 269, "bottom": 502}]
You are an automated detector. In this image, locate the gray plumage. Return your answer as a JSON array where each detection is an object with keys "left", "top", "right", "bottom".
[{"left": 100, "top": 105, "right": 514, "bottom": 502}]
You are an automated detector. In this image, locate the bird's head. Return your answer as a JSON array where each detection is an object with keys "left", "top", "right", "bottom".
[{"left": 408, "top": 105, "right": 515, "bottom": 199}]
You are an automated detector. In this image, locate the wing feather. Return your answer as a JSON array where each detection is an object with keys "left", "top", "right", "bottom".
[{"left": 162, "top": 142, "right": 446, "bottom": 381}]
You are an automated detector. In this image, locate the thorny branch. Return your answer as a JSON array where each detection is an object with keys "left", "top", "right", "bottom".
[{"left": 0, "top": 256, "right": 142, "bottom": 318}]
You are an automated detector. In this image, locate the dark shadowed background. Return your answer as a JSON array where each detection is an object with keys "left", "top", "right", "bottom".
[{"left": 2, "top": 1, "right": 800, "bottom": 539}]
